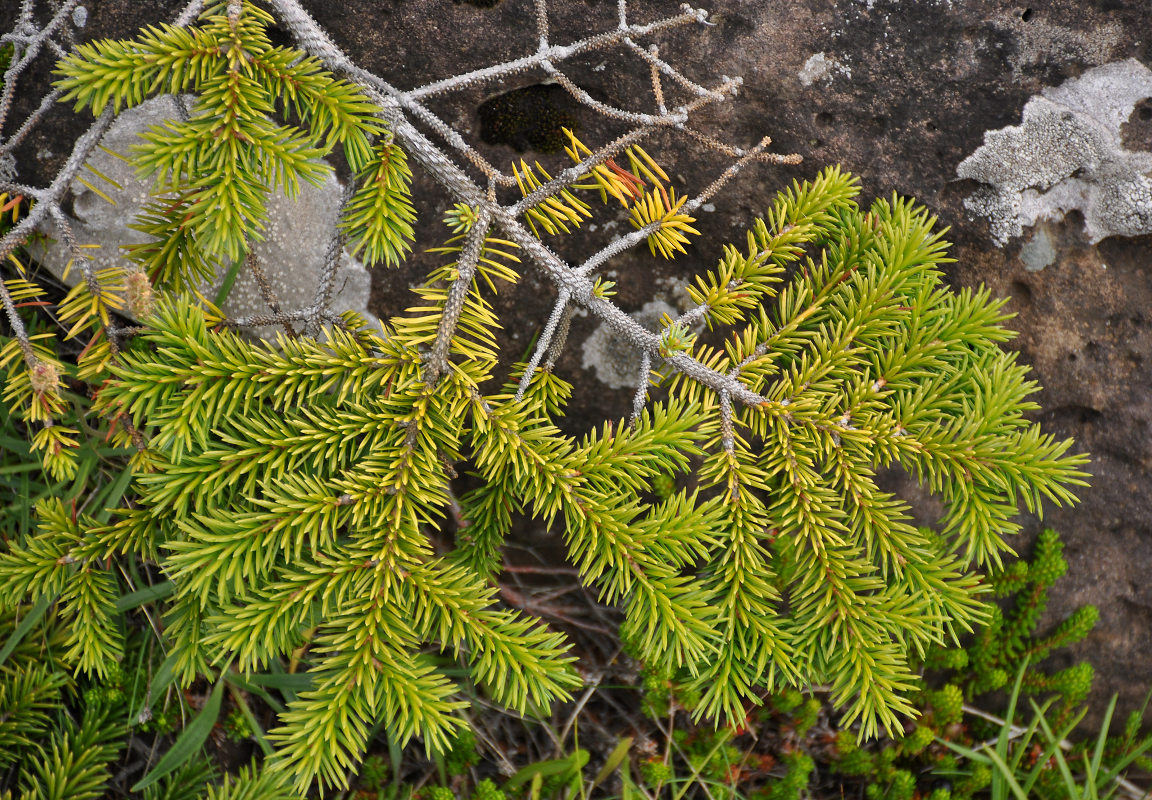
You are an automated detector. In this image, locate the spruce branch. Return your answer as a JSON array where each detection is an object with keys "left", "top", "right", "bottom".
[
  {"left": 17, "top": 701, "right": 125, "bottom": 800},
  {"left": 0, "top": 663, "right": 70, "bottom": 766},
  {"left": 0, "top": 0, "right": 1096, "bottom": 790},
  {"left": 509, "top": 127, "right": 650, "bottom": 219}
]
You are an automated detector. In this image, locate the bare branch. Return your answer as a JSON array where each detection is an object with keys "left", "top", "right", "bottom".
[
  {"left": 404, "top": 5, "right": 707, "bottom": 101},
  {"left": 0, "top": 0, "right": 79, "bottom": 138},
  {"left": 0, "top": 88, "right": 60, "bottom": 157},
  {"left": 648, "top": 45, "right": 667, "bottom": 114},
  {"left": 244, "top": 246, "right": 298, "bottom": 338},
  {"left": 541, "top": 66, "right": 739, "bottom": 127},
  {"left": 425, "top": 208, "right": 492, "bottom": 385},
  {"left": 308, "top": 182, "right": 354, "bottom": 335},
  {"left": 515, "top": 289, "right": 571, "bottom": 401},
  {"left": 622, "top": 35, "right": 713, "bottom": 98},
  {"left": 543, "top": 301, "right": 574, "bottom": 371},
  {"left": 534, "top": 0, "right": 549, "bottom": 48},
  {"left": 630, "top": 351, "right": 651, "bottom": 423},
  {"left": 718, "top": 389, "right": 735, "bottom": 453}
]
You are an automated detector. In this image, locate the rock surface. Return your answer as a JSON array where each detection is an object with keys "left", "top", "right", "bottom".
[{"left": 10, "top": 0, "right": 1152, "bottom": 729}]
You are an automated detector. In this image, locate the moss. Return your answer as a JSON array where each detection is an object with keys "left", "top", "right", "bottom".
[{"left": 478, "top": 84, "right": 580, "bottom": 154}]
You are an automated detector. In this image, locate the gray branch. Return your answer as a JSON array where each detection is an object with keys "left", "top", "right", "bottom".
[
  {"left": 269, "top": 0, "right": 780, "bottom": 409},
  {"left": 425, "top": 208, "right": 492, "bottom": 384},
  {"left": 516, "top": 290, "right": 571, "bottom": 401}
]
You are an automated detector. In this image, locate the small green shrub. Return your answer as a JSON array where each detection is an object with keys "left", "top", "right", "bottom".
[{"left": 823, "top": 529, "right": 1150, "bottom": 800}]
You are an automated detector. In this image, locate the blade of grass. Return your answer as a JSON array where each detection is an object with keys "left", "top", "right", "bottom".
[
  {"left": 1026, "top": 701, "right": 1087, "bottom": 798},
  {"left": 115, "top": 580, "right": 175, "bottom": 612},
  {"left": 214, "top": 256, "right": 243, "bottom": 307},
  {"left": 981, "top": 744, "right": 1031, "bottom": 800},
  {"left": 226, "top": 681, "right": 273, "bottom": 756},
  {"left": 133, "top": 648, "right": 180, "bottom": 724},
  {"left": 224, "top": 671, "right": 288, "bottom": 713},
  {"left": 132, "top": 671, "right": 228, "bottom": 792},
  {"left": 0, "top": 461, "right": 43, "bottom": 475},
  {"left": 670, "top": 730, "right": 732, "bottom": 800},
  {"left": 503, "top": 750, "right": 589, "bottom": 792},
  {"left": 0, "top": 594, "right": 52, "bottom": 667},
  {"left": 1089, "top": 695, "right": 1119, "bottom": 786},
  {"left": 239, "top": 670, "right": 312, "bottom": 693},
  {"left": 590, "top": 737, "right": 633, "bottom": 791},
  {"left": 64, "top": 445, "right": 98, "bottom": 500},
  {"left": 1095, "top": 692, "right": 1152, "bottom": 799},
  {"left": 89, "top": 465, "right": 134, "bottom": 523},
  {"left": 998, "top": 661, "right": 1029, "bottom": 764}
]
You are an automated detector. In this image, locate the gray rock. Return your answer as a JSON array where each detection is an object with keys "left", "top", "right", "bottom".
[
  {"left": 1018, "top": 225, "right": 1057, "bottom": 272},
  {"left": 581, "top": 299, "right": 677, "bottom": 390},
  {"left": 33, "top": 95, "right": 375, "bottom": 337}
]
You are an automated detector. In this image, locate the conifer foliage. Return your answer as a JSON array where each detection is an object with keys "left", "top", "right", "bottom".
[{"left": 0, "top": 0, "right": 1089, "bottom": 794}]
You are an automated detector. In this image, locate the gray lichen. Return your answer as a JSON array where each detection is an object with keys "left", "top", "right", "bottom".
[
  {"left": 958, "top": 58, "right": 1152, "bottom": 245},
  {"left": 1006, "top": 17, "right": 1121, "bottom": 79},
  {"left": 798, "top": 52, "right": 850, "bottom": 87}
]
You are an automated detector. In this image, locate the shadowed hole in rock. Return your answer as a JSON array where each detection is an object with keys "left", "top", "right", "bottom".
[
  {"left": 1121, "top": 99, "right": 1152, "bottom": 150},
  {"left": 1008, "top": 279, "right": 1033, "bottom": 306},
  {"left": 1044, "top": 405, "right": 1103, "bottom": 426},
  {"left": 1021, "top": 7, "right": 1033, "bottom": 21},
  {"left": 478, "top": 83, "right": 581, "bottom": 153}
]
